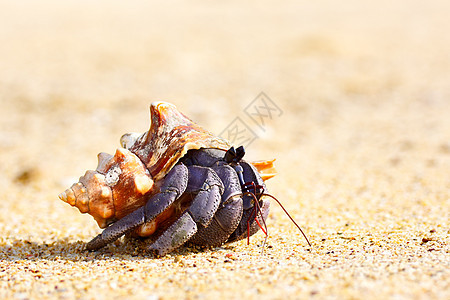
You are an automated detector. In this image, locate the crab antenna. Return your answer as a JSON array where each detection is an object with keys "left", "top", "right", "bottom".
[
  {"left": 262, "top": 193, "right": 311, "bottom": 247},
  {"left": 244, "top": 191, "right": 269, "bottom": 255},
  {"left": 253, "top": 193, "right": 268, "bottom": 255}
]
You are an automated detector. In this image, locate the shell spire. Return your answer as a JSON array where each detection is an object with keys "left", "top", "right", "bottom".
[
  {"left": 127, "top": 102, "right": 231, "bottom": 181},
  {"left": 58, "top": 147, "right": 154, "bottom": 228}
]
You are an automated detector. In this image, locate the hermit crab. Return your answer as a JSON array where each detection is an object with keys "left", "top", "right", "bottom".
[{"left": 59, "top": 102, "right": 309, "bottom": 256}]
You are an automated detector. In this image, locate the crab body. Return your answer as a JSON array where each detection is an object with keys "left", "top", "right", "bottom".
[{"left": 59, "top": 102, "right": 276, "bottom": 256}]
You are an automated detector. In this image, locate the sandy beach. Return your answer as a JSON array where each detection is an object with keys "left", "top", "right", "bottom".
[{"left": 0, "top": 1, "right": 449, "bottom": 299}]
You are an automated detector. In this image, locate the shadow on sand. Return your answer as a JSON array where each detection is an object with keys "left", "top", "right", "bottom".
[{"left": 0, "top": 238, "right": 222, "bottom": 262}]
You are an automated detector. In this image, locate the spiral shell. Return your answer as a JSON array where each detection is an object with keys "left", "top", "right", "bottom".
[
  {"left": 59, "top": 102, "right": 231, "bottom": 228},
  {"left": 59, "top": 147, "right": 154, "bottom": 228}
]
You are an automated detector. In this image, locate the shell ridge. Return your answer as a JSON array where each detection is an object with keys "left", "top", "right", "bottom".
[{"left": 130, "top": 102, "right": 231, "bottom": 181}]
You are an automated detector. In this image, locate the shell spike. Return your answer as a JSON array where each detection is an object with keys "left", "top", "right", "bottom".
[{"left": 96, "top": 152, "right": 113, "bottom": 174}]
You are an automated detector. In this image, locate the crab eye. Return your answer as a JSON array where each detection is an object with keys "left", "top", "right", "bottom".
[{"left": 105, "top": 165, "right": 122, "bottom": 187}]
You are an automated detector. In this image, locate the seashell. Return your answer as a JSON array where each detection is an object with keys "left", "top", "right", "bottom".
[{"left": 59, "top": 102, "right": 233, "bottom": 228}]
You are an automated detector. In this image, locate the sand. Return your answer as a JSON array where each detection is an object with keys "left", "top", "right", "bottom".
[{"left": 0, "top": 0, "right": 449, "bottom": 299}]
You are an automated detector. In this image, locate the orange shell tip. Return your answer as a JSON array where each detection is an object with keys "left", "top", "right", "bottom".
[
  {"left": 63, "top": 188, "right": 76, "bottom": 206},
  {"left": 251, "top": 159, "right": 277, "bottom": 181},
  {"left": 58, "top": 191, "right": 67, "bottom": 203},
  {"left": 134, "top": 175, "right": 153, "bottom": 194}
]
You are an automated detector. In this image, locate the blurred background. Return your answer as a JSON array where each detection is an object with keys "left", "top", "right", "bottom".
[{"left": 1, "top": 0, "right": 449, "bottom": 298}]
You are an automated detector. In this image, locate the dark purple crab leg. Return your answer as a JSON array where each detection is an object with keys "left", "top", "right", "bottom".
[
  {"left": 86, "top": 164, "right": 189, "bottom": 251},
  {"left": 147, "top": 211, "right": 197, "bottom": 256},
  {"left": 148, "top": 165, "right": 225, "bottom": 256},
  {"left": 188, "top": 164, "right": 244, "bottom": 247}
]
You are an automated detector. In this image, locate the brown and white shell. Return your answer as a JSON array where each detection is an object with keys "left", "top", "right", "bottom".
[{"left": 59, "top": 102, "right": 276, "bottom": 229}]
